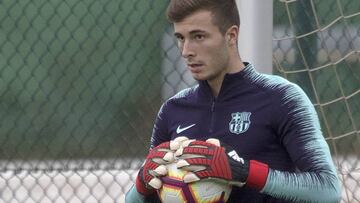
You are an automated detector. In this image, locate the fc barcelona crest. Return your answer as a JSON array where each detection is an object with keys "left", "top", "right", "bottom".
[{"left": 229, "top": 112, "right": 251, "bottom": 134}]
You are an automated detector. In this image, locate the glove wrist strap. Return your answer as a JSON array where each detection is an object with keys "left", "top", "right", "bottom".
[{"left": 246, "top": 160, "right": 269, "bottom": 190}]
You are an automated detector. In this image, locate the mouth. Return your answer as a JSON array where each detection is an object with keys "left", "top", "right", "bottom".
[{"left": 187, "top": 63, "right": 204, "bottom": 73}]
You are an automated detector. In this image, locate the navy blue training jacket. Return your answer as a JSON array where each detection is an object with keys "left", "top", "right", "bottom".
[{"left": 126, "top": 63, "right": 341, "bottom": 203}]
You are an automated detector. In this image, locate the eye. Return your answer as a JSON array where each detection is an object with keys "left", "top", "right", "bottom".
[
  {"left": 175, "top": 36, "right": 184, "bottom": 49},
  {"left": 194, "top": 34, "right": 205, "bottom": 40},
  {"left": 175, "top": 35, "right": 185, "bottom": 42}
]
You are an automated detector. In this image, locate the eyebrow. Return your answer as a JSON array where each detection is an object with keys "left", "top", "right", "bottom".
[
  {"left": 174, "top": 32, "right": 182, "bottom": 38},
  {"left": 174, "top": 29, "right": 207, "bottom": 37},
  {"left": 189, "top": 30, "right": 206, "bottom": 35}
]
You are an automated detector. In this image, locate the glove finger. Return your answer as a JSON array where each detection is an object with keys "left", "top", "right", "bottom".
[
  {"left": 178, "top": 146, "right": 214, "bottom": 157},
  {"left": 154, "top": 165, "right": 168, "bottom": 176},
  {"left": 176, "top": 140, "right": 214, "bottom": 157},
  {"left": 185, "top": 140, "right": 218, "bottom": 148},
  {"left": 163, "top": 151, "right": 175, "bottom": 162},
  {"left": 144, "top": 161, "right": 160, "bottom": 172},
  {"left": 148, "top": 158, "right": 168, "bottom": 165},
  {"left": 176, "top": 158, "right": 210, "bottom": 170},
  {"left": 147, "top": 150, "right": 167, "bottom": 159},
  {"left": 148, "top": 151, "right": 174, "bottom": 163},
  {"left": 189, "top": 138, "right": 216, "bottom": 148},
  {"left": 176, "top": 159, "right": 190, "bottom": 168},
  {"left": 180, "top": 139, "right": 197, "bottom": 148},
  {"left": 174, "top": 136, "right": 189, "bottom": 143},
  {"left": 154, "top": 141, "right": 174, "bottom": 152},
  {"left": 148, "top": 177, "right": 162, "bottom": 189},
  {"left": 177, "top": 160, "right": 207, "bottom": 172},
  {"left": 206, "top": 138, "right": 220, "bottom": 146},
  {"left": 149, "top": 165, "right": 168, "bottom": 176},
  {"left": 169, "top": 136, "right": 190, "bottom": 150},
  {"left": 183, "top": 172, "right": 200, "bottom": 183},
  {"left": 183, "top": 157, "right": 211, "bottom": 166},
  {"left": 174, "top": 147, "right": 183, "bottom": 157},
  {"left": 144, "top": 166, "right": 167, "bottom": 189},
  {"left": 170, "top": 140, "right": 181, "bottom": 151},
  {"left": 175, "top": 148, "right": 207, "bottom": 159}
]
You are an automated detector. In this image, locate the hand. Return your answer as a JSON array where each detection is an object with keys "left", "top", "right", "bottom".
[
  {"left": 174, "top": 138, "right": 268, "bottom": 189},
  {"left": 135, "top": 137, "right": 189, "bottom": 195}
]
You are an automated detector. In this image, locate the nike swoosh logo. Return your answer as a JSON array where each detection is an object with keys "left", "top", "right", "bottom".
[{"left": 176, "top": 124, "right": 196, "bottom": 134}]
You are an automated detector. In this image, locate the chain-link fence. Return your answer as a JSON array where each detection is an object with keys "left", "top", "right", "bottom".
[
  {"left": 0, "top": 1, "right": 169, "bottom": 202},
  {"left": 273, "top": 0, "right": 360, "bottom": 202},
  {"left": 0, "top": 0, "right": 359, "bottom": 202}
]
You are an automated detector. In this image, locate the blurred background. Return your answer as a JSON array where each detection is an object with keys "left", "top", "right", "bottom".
[{"left": 0, "top": 0, "right": 359, "bottom": 202}]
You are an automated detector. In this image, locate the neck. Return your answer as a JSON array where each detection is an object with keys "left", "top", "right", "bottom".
[{"left": 208, "top": 56, "right": 245, "bottom": 97}]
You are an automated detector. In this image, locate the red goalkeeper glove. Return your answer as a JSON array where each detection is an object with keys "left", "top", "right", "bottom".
[
  {"left": 135, "top": 137, "right": 188, "bottom": 195},
  {"left": 175, "top": 138, "right": 269, "bottom": 190}
]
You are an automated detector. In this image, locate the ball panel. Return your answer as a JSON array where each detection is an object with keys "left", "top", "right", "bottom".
[
  {"left": 161, "top": 177, "right": 196, "bottom": 203},
  {"left": 189, "top": 179, "right": 231, "bottom": 202},
  {"left": 159, "top": 184, "right": 187, "bottom": 203},
  {"left": 159, "top": 162, "right": 232, "bottom": 203},
  {"left": 167, "top": 163, "right": 187, "bottom": 180}
]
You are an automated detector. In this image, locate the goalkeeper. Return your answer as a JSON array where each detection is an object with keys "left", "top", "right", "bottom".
[{"left": 126, "top": 0, "right": 341, "bottom": 202}]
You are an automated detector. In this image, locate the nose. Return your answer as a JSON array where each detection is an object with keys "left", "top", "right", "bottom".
[{"left": 181, "top": 40, "right": 195, "bottom": 59}]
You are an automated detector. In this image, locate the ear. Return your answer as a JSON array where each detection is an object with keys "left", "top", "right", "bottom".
[{"left": 226, "top": 25, "right": 239, "bottom": 46}]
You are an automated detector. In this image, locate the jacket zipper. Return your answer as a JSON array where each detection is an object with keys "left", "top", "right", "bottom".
[{"left": 209, "top": 99, "right": 216, "bottom": 133}]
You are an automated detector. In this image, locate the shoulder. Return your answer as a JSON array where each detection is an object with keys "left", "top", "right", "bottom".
[
  {"left": 158, "top": 85, "right": 199, "bottom": 113},
  {"left": 259, "top": 75, "right": 319, "bottom": 129},
  {"left": 166, "top": 85, "right": 199, "bottom": 103},
  {"left": 170, "top": 85, "right": 199, "bottom": 100},
  {"left": 264, "top": 75, "right": 311, "bottom": 108},
  {"left": 248, "top": 73, "right": 308, "bottom": 104},
  {"left": 247, "top": 73, "right": 316, "bottom": 123}
]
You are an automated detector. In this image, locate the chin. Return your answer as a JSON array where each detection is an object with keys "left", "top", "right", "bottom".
[{"left": 192, "top": 74, "right": 207, "bottom": 81}]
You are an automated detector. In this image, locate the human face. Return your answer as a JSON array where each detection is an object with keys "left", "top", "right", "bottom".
[{"left": 173, "top": 10, "right": 230, "bottom": 83}]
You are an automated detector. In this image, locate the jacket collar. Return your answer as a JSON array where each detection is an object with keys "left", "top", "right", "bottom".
[{"left": 198, "top": 62, "right": 257, "bottom": 101}]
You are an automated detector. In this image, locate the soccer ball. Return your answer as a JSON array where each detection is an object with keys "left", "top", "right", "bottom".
[{"left": 158, "top": 162, "right": 232, "bottom": 203}]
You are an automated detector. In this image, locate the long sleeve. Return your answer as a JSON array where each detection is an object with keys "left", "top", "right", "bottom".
[
  {"left": 125, "top": 103, "right": 170, "bottom": 203},
  {"left": 125, "top": 186, "right": 145, "bottom": 203},
  {"left": 125, "top": 185, "right": 161, "bottom": 203},
  {"left": 150, "top": 102, "right": 171, "bottom": 149},
  {"left": 261, "top": 81, "right": 341, "bottom": 202}
]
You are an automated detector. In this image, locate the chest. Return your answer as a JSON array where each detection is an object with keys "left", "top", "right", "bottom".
[{"left": 168, "top": 99, "right": 281, "bottom": 159}]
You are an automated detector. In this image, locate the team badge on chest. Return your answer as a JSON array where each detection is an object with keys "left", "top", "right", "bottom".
[{"left": 229, "top": 112, "right": 251, "bottom": 134}]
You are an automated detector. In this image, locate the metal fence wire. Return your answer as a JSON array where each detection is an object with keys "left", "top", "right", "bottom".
[{"left": 0, "top": 0, "right": 359, "bottom": 202}]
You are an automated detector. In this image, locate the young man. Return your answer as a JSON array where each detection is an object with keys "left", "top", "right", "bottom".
[{"left": 126, "top": 0, "right": 341, "bottom": 202}]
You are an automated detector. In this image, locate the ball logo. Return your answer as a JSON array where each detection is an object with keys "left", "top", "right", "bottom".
[{"left": 229, "top": 112, "right": 251, "bottom": 134}]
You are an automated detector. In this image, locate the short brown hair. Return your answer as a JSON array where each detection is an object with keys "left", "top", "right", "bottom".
[{"left": 166, "top": 0, "right": 240, "bottom": 34}]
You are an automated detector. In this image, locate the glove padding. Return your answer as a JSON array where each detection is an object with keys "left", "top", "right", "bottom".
[
  {"left": 174, "top": 138, "right": 249, "bottom": 187},
  {"left": 136, "top": 136, "right": 189, "bottom": 195}
]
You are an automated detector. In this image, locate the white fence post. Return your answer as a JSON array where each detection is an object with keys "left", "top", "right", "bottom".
[{"left": 237, "top": 0, "right": 273, "bottom": 74}]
